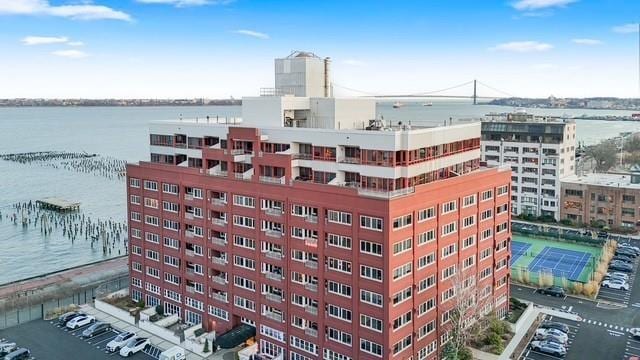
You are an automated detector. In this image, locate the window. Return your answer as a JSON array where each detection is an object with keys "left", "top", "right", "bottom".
[
  {"left": 417, "top": 320, "right": 436, "bottom": 340},
  {"left": 442, "top": 221, "right": 457, "bottom": 236},
  {"left": 324, "top": 349, "right": 352, "bottom": 360},
  {"left": 481, "top": 189, "right": 493, "bottom": 201},
  {"left": 327, "top": 210, "right": 352, "bottom": 225},
  {"left": 463, "top": 194, "right": 476, "bottom": 207},
  {"left": 145, "top": 215, "right": 159, "bottom": 227},
  {"left": 392, "top": 287, "right": 412, "bottom": 305},
  {"left": 441, "top": 264, "right": 456, "bottom": 280},
  {"left": 327, "top": 233, "right": 351, "bottom": 249},
  {"left": 233, "top": 215, "right": 255, "bottom": 229},
  {"left": 360, "top": 339, "right": 383, "bottom": 358},
  {"left": 392, "top": 214, "right": 412, "bottom": 229},
  {"left": 233, "top": 194, "right": 255, "bottom": 208},
  {"left": 129, "top": 178, "right": 140, "bottom": 188},
  {"left": 144, "top": 197, "right": 158, "bottom": 209},
  {"left": 418, "top": 298, "right": 436, "bottom": 316},
  {"left": 418, "top": 252, "right": 436, "bottom": 269},
  {"left": 418, "top": 275, "right": 436, "bottom": 293},
  {"left": 131, "top": 228, "right": 141, "bottom": 239},
  {"left": 131, "top": 262, "right": 142, "bottom": 273},
  {"left": 290, "top": 336, "right": 318, "bottom": 356},
  {"left": 462, "top": 215, "right": 475, "bottom": 228},
  {"left": 442, "top": 200, "right": 457, "bottom": 214},
  {"left": 130, "top": 211, "right": 141, "bottom": 222},
  {"left": 327, "top": 257, "right": 352, "bottom": 274},
  {"left": 441, "top": 287, "right": 455, "bottom": 302},
  {"left": 163, "top": 201, "right": 179, "bottom": 213},
  {"left": 442, "top": 243, "right": 457, "bottom": 258},
  {"left": 392, "top": 238, "right": 412, "bottom": 255},
  {"left": 360, "top": 265, "right": 383, "bottom": 282},
  {"left": 496, "top": 222, "right": 508, "bottom": 233},
  {"left": 480, "top": 209, "right": 493, "bottom": 221},
  {"left": 233, "top": 255, "right": 256, "bottom": 270},
  {"left": 360, "top": 215, "right": 383, "bottom": 231},
  {"left": 392, "top": 335, "right": 412, "bottom": 355},
  {"left": 164, "top": 255, "right": 180, "bottom": 268},
  {"left": 327, "top": 327, "right": 352, "bottom": 346},
  {"left": 497, "top": 185, "right": 509, "bottom": 196},
  {"left": 418, "top": 207, "right": 436, "bottom": 221},
  {"left": 131, "top": 245, "right": 142, "bottom": 255},
  {"left": 327, "top": 280, "right": 352, "bottom": 298},
  {"left": 327, "top": 304, "right": 352, "bottom": 322},
  {"left": 130, "top": 195, "right": 140, "bottom": 205},
  {"left": 496, "top": 203, "right": 508, "bottom": 215},
  {"left": 145, "top": 232, "right": 159, "bottom": 244},
  {"left": 360, "top": 289, "right": 383, "bottom": 307},
  {"left": 392, "top": 311, "right": 412, "bottom": 330},
  {"left": 163, "top": 219, "right": 180, "bottom": 231},
  {"left": 392, "top": 263, "right": 412, "bottom": 280},
  {"left": 164, "top": 237, "right": 179, "bottom": 249},
  {"left": 143, "top": 180, "right": 158, "bottom": 191},
  {"left": 131, "top": 277, "right": 142, "bottom": 288},
  {"left": 480, "top": 248, "right": 492, "bottom": 261},
  {"left": 481, "top": 228, "right": 492, "bottom": 241},
  {"left": 209, "top": 305, "right": 229, "bottom": 321},
  {"left": 233, "top": 235, "right": 255, "bottom": 250},
  {"left": 162, "top": 183, "right": 179, "bottom": 194},
  {"left": 360, "top": 314, "right": 383, "bottom": 332},
  {"left": 164, "top": 272, "right": 180, "bottom": 285},
  {"left": 418, "top": 229, "right": 436, "bottom": 245},
  {"left": 234, "top": 276, "right": 256, "bottom": 292},
  {"left": 360, "top": 240, "right": 383, "bottom": 256},
  {"left": 146, "top": 266, "right": 160, "bottom": 278}
]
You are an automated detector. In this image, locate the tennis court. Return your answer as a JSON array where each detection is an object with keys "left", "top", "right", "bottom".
[{"left": 511, "top": 234, "right": 603, "bottom": 283}]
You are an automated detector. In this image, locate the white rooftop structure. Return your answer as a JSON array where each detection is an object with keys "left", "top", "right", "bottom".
[{"left": 562, "top": 173, "right": 640, "bottom": 190}]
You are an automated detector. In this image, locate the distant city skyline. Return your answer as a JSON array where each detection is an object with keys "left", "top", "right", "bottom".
[{"left": 0, "top": 0, "right": 638, "bottom": 98}]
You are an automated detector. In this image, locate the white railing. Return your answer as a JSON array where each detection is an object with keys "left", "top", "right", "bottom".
[
  {"left": 357, "top": 186, "right": 415, "bottom": 199},
  {"left": 185, "top": 230, "right": 195, "bottom": 238},
  {"left": 305, "top": 306, "right": 318, "bottom": 315},
  {"left": 304, "top": 215, "right": 318, "bottom": 223},
  {"left": 185, "top": 249, "right": 195, "bottom": 257},
  {"left": 265, "top": 293, "right": 282, "bottom": 303},
  {"left": 265, "top": 272, "right": 283, "bottom": 281},
  {"left": 211, "top": 257, "right": 227, "bottom": 265},
  {"left": 304, "top": 238, "right": 318, "bottom": 247},
  {"left": 211, "top": 275, "right": 227, "bottom": 285},
  {"left": 265, "top": 229, "right": 283, "bottom": 238},
  {"left": 304, "top": 260, "right": 318, "bottom": 269},
  {"left": 186, "top": 285, "right": 195, "bottom": 294},
  {"left": 210, "top": 237, "right": 227, "bottom": 246},
  {"left": 265, "top": 208, "right": 284, "bottom": 217},
  {"left": 211, "top": 198, "right": 227, "bottom": 206},
  {"left": 263, "top": 311, "right": 284, "bottom": 323},
  {"left": 259, "top": 176, "right": 286, "bottom": 185},
  {"left": 304, "top": 283, "right": 318, "bottom": 292},
  {"left": 184, "top": 194, "right": 194, "bottom": 201},
  {"left": 184, "top": 213, "right": 194, "bottom": 220},
  {"left": 211, "top": 293, "right": 228, "bottom": 303},
  {"left": 304, "top": 328, "right": 318, "bottom": 337},
  {"left": 212, "top": 218, "right": 227, "bottom": 226},
  {"left": 265, "top": 251, "right": 283, "bottom": 260}
]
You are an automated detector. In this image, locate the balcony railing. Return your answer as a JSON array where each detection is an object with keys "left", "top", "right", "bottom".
[
  {"left": 304, "top": 328, "right": 318, "bottom": 337},
  {"left": 184, "top": 194, "right": 194, "bottom": 201},
  {"left": 292, "top": 153, "right": 313, "bottom": 160},
  {"left": 339, "top": 156, "right": 360, "bottom": 164},
  {"left": 265, "top": 293, "right": 283, "bottom": 303},
  {"left": 211, "top": 256, "right": 228, "bottom": 265},
  {"left": 263, "top": 311, "right": 284, "bottom": 323},
  {"left": 210, "top": 293, "right": 228, "bottom": 303},
  {"left": 184, "top": 212, "right": 194, "bottom": 220},
  {"left": 264, "top": 208, "right": 284, "bottom": 217},
  {"left": 304, "top": 260, "right": 318, "bottom": 269},
  {"left": 265, "top": 229, "right": 283, "bottom": 238},
  {"left": 212, "top": 218, "right": 227, "bottom": 227},
  {"left": 185, "top": 230, "right": 195, "bottom": 238},
  {"left": 304, "top": 238, "right": 318, "bottom": 247},
  {"left": 210, "top": 237, "right": 227, "bottom": 246},
  {"left": 211, "top": 275, "right": 227, "bottom": 285},
  {"left": 186, "top": 285, "right": 195, "bottom": 294},
  {"left": 265, "top": 251, "right": 283, "bottom": 260},
  {"left": 211, "top": 198, "right": 227, "bottom": 206},
  {"left": 265, "top": 272, "right": 283, "bottom": 282},
  {"left": 304, "top": 215, "right": 318, "bottom": 223},
  {"left": 357, "top": 186, "right": 415, "bottom": 199},
  {"left": 259, "top": 176, "right": 285, "bottom": 185},
  {"left": 185, "top": 249, "right": 195, "bottom": 257},
  {"left": 305, "top": 306, "right": 318, "bottom": 315},
  {"left": 209, "top": 169, "right": 228, "bottom": 177},
  {"left": 304, "top": 282, "right": 317, "bottom": 292}
]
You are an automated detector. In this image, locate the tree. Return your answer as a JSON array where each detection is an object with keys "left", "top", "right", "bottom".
[
  {"left": 203, "top": 339, "right": 210, "bottom": 353},
  {"left": 586, "top": 139, "right": 618, "bottom": 172}
]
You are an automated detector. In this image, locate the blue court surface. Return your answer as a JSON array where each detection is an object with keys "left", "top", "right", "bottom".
[
  {"left": 511, "top": 241, "right": 531, "bottom": 265},
  {"left": 528, "top": 246, "right": 592, "bottom": 281}
]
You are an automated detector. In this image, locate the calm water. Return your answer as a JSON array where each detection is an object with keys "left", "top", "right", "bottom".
[{"left": 0, "top": 100, "right": 637, "bottom": 284}]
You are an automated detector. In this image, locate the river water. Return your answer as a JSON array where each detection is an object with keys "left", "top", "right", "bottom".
[{"left": 0, "top": 100, "right": 638, "bottom": 284}]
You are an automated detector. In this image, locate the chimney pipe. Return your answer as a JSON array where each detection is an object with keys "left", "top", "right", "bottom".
[{"left": 324, "top": 57, "right": 331, "bottom": 97}]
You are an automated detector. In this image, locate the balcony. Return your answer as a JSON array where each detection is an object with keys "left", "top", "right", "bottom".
[
  {"left": 265, "top": 229, "right": 283, "bottom": 238},
  {"left": 304, "top": 282, "right": 317, "bottom": 292},
  {"left": 265, "top": 251, "right": 283, "bottom": 260},
  {"left": 304, "top": 328, "right": 318, "bottom": 337},
  {"left": 212, "top": 218, "right": 227, "bottom": 227},
  {"left": 263, "top": 311, "right": 284, "bottom": 323},
  {"left": 211, "top": 256, "right": 228, "bottom": 265},
  {"left": 211, "top": 275, "right": 227, "bottom": 285},
  {"left": 292, "top": 153, "right": 312, "bottom": 160},
  {"left": 211, "top": 198, "right": 227, "bottom": 206},
  {"left": 264, "top": 208, "right": 284, "bottom": 217},
  {"left": 185, "top": 249, "right": 195, "bottom": 257},
  {"left": 184, "top": 194, "right": 194, "bottom": 201},
  {"left": 304, "top": 260, "right": 318, "bottom": 269},
  {"left": 233, "top": 150, "right": 254, "bottom": 163},
  {"left": 265, "top": 272, "right": 283, "bottom": 282},
  {"left": 304, "top": 215, "right": 318, "bottom": 224},
  {"left": 208, "top": 168, "right": 228, "bottom": 177},
  {"left": 339, "top": 156, "right": 360, "bottom": 164},
  {"left": 210, "top": 237, "right": 227, "bottom": 246},
  {"left": 210, "top": 293, "right": 228, "bottom": 303},
  {"left": 185, "top": 230, "right": 195, "bottom": 238},
  {"left": 304, "top": 305, "right": 318, "bottom": 315},
  {"left": 304, "top": 238, "right": 318, "bottom": 247},
  {"left": 265, "top": 293, "right": 283, "bottom": 303},
  {"left": 186, "top": 285, "right": 195, "bottom": 294},
  {"left": 184, "top": 212, "right": 194, "bottom": 220},
  {"left": 357, "top": 186, "right": 415, "bottom": 199},
  {"left": 234, "top": 168, "right": 254, "bottom": 181},
  {"left": 259, "top": 176, "right": 286, "bottom": 185}
]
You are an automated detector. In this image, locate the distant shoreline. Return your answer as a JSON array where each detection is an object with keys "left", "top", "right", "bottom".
[{"left": 0, "top": 99, "right": 242, "bottom": 107}]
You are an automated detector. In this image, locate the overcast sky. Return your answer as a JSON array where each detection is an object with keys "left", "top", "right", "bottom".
[{"left": 0, "top": 0, "right": 638, "bottom": 98}]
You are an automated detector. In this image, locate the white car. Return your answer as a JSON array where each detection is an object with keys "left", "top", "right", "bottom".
[
  {"left": 630, "top": 328, "right": 640, "bottom": 339},
  {"left": 602, "top": 279, "right": 629, "bottom": 291},
  {"left": 119, "top": 337, "right": 150, "bottom": 357},
  {"left": 606, "top": 272, "right": 629, "bottom": 281},
  {"left": 534, "top": 328, "right": 568, "bottom": 344},
  {"left": 106, "top": 331, "right": 136, "bottom": 353},
  {"left": 66, "top": 314, "right": 95, "bottom": 330}
]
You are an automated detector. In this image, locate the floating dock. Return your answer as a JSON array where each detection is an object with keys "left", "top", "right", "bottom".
[{"left": 36, "top": 197, "right": 81, "bottom": 212}]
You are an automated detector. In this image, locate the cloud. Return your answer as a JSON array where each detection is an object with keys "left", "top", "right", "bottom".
[
  {"left": 21, "top": 35, "right": 69, "bottom": 45},
  {"left": 67, "top": 41, "right": 84, "bottom": 46},
  {"left": 343, "top": 59, "right": 366, "bottom": 66},
  {"left": 571, "top": 38, "right": 602, "bottom": 45},
  {"left": 531, "top": 63, "right": 558, "bottom": 70},
  {"left": 51, "top": 49, "right": 89, "bottom": 59},
  {"left": 489, "top": 41, "right": 553, "bottom": 53},
  {"left": 0, "top": 0, "right": 131, "bottom": 21},
  {"left": 136, "top": 0, "right": 233, "bottom": 6},
  {"left": 233, "top": 29, "right": 269, "bottom": 39},
  {"left": 512, "top": 0, "right": 577, "bottom": 11},
  {"left": 612, "top": 23, "right": 639, "bottom": 34}
]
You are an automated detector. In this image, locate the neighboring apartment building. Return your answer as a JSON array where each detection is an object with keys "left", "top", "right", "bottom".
[
  {"left": 127, "top": 52, "right": 512, "bottom": 360},
  {"left": 481, "top": 112, "right": 576, "bottom": 221},
  {"left": 560, "top": 167, "right": 640, "bottom": 231}
]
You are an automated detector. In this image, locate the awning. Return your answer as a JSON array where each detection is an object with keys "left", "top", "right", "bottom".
[{"left": 216, "top": 324, "right": 256, "bottom": 349}]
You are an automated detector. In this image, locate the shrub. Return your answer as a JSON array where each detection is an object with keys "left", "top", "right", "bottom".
[
  {"left": 136, "top": 299, "right": 145, "bottom": 308},
  {"left": 194, "top": 328, "right": 205, "bottom": 337},
  {"left": 486, "top": 332, "right": 502, "bottom": 347},
  {"left": 459, "top": 346, "right": 473, "bottom": 360},
  {"left": 203, "top": 339, "right": 210, "bottom": 353},
  {"left": 571, "top": 282, "right": 583, "bottom": 295},
  {"left": 583, "top": 281, "right": 597, "bottom": 298},
  {"left": 560, "top": 219, "right": 573, "bottom": 226}
]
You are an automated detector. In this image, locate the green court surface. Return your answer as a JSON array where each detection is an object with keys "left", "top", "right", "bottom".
[{"left": 511, "top": 234, "right": 603, "bottom": 283}]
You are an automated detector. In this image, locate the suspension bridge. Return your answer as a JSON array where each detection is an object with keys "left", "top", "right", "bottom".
[{"left": 332, "top": 79, "right": 518, "bottom": 104}]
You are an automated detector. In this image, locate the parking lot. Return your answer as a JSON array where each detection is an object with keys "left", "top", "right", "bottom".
[
  {"left": 0, "top": 318, "right": 162, "bottom": 360},
  {"left": 596, "top": 245, "right": 640, "bottom": 306},
  {"left": 520, "top": 316, "right": 579, "bottom": 360}
]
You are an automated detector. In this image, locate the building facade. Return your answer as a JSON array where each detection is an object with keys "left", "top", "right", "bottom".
[
  {"left": 560, "top": 170, "right": 640, "bottom": 231},
  {"left": 126, "top": 54, "right": 512, "bottom": 360},
  {"left": 481, "top": 112, "right": 576, "bottom": 221}
]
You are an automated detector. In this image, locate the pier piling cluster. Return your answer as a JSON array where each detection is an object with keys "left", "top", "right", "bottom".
[
  {"left": 1, "top": 201, "right": 128, "bottom": 256},
  {"left": 0, "top": 151, "right": 126, "bottom": 180}
]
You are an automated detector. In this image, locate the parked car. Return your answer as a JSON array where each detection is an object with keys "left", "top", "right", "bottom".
[
  {"left": 82, "top": 321, "right": 111, "bottom": 338},
  {"left": 605, "top": 272, "right": 629, "bottom": 281},
  {"left": 534, "top": 328, "right": 568, "bottom": 344},
  {"left": 539, "top": 321, "right": 570, "bottom": 334},
  {"left": 106, "top": 331, "right": 136, "bottom": 353},
  {"left": 66, "top": 314, "right": 95, "bottom": 330},
  {"left": 609, "top": 263, "right": 633, "bottom": 273},
  {"left": 119, "top": 337, "right": 150, "bottom": 357},
  {"left": 538, "top": 286, "right": 566, "bottom": 297},
  {"left": 3, "top": 348, "right": 31, "bottom": 360},
  {"left": 612, "top": 255, "right": 634, "bottom": 263},
  {"left": 58, "top": 311, "right": 83, "bottom": 326},
  {"left": 159, "top": 346, "right": 186, "bottom": 360},
  {"left": 530, "top": 340, "right": 567, "bottom": 357},
  {"left": 0, "top": 342, "right": 17, "bottom": 356},
  {"left": 602, "top": 279, "right": 629, "bottom": 291},
  {"left": 619, "top": 244, "right": 640, "bottom": 254},
  {"left": 629, "top": 328, "right": 640, "bottom": 339},
  {"left": 616, "top": 248, "right": 637, "bottom": 257}
]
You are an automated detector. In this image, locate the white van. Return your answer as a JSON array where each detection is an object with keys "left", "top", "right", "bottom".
[{"left": 159, "top": 346, "right": 186, "bottom": 360}]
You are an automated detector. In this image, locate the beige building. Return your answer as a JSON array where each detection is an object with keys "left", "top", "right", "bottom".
[{"left": 560, "top": 167, "right": 640, "bottom": 232}]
